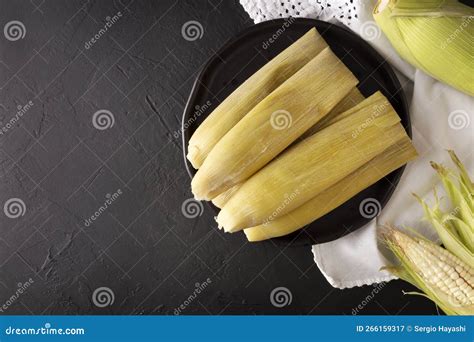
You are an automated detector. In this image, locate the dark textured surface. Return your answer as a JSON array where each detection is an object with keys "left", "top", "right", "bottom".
[{"left": 0, "top": 0, "right": 437, "bottom": 315}]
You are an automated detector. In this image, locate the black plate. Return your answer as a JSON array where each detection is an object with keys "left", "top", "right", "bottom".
[{"left": 182, "top": 18, "right": 410, "bottom": 246}]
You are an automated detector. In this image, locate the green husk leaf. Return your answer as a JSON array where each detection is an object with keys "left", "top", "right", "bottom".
[
  {"left": 458, "top": 180, "right": 474, "bottom": 213},
  {"left": 448, "top": 150, "right": 474, "bottom": 195},
  {"left": 431, "top": 161, "right": 474, "bottom": 241},
  {"left": 414, "top": 193, "right": 474, "bottom": 267},
  {"left": 389, "top": 0, "right": 474, "bottom": 17},
  {"left": 445, "top": 215, "right": 474, "bottom": 252}
]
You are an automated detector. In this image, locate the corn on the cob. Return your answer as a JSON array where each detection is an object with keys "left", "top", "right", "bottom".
[
  {"left": 382, "top": 227, "right": 474, "bottom": 315},
  {"left": 373, "top": 0, "right": 474, "bottom": 96},
  {"left": 212, "top": 88, "right": 366, "bottom": 209},
  {"left": 244, "top": 138, "right": 417, "bottom": 241},
  {"left": 187, "top": 28, "right": 329, "bottom": 169},
  {"left": 217, "top": 92, "right": 408, "bottom": 232},
  {"left": 192, "top": 47, "right": 359, "bottom": 200}
]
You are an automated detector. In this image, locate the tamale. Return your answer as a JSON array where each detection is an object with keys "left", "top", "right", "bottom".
[
  {"left": 187, "top": 28, "right": 329, "bottom": 169},
  {"left": 244, "top": 138, "right": 417, "bottom": 241},
  {"left": 212, "top": 88, "right": 366, "bottom": 209},
  {"left": 192, "top": 47, "right": 359, "bottom": 200},
  {"left": 216, "top": 92, "right": 408, "bottom": 232}
]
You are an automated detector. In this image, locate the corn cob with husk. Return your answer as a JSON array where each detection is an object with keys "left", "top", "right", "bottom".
[
  {"left": 373, "top": 0, "right": 474, "bottom": 96},
  {"left": 245, "top": 139, "right": 417, "bottom": 241},
  {"left": 381, "top": 227, "right": 474, "bottom": 315},
  {"left": 187, "top": 28, "right": 329, "bottom": 169},
  {"left": 212, "top": 87, "right": 366, "bottom": 209},
  {"left": 414, "top": 150, "right": 474, "bottom": 268},
  {"left": 192, "top": 47, "right": 359, "bottom": 201},
  {"left": 385, "top": 0, "right": 474, "bottom": 17},
  {"left": 217, "top": 91, "right": 408, "bottom": 232}
]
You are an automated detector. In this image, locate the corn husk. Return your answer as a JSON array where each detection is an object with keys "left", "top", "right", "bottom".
[
  {"left": 299, "top": 87, "right": 366, "bottom": 140},
  {"left": 387, "top": 0, "right": 474, "bottom": 17},
  {"left": 212, "top": 183, "right": 240, "bottom": 209},
  {"left": 245, "top": 138, "right": 417, "bottom": 241},
  {"left": 217, "top": 92, "right": 408, "bottom": 232},
  {"left": 381, "top": 227, "right": 474, "bottom": 315},
  {"left": 192, "top": 47, "right": 358, "bottom": 201},
  {"left": 187, "top": 28, "right": 329, "bottom": 169},
  {"left": 212, "top": 88, "right": 366, "bottom": 209},
  {"left": 373, "top": 0, "right": 474, "bottom": 96},
  {"left": 414, "top": 150, "right": 474, "bottom": 267}
]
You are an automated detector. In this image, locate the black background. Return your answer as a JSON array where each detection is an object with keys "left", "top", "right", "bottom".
[{"left": 0, "top": 0, "right": 437, "bottom": 315}]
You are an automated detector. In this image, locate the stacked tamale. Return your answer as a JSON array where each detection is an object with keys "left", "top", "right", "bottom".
[{"left": 187, "top": 28, "right": 418, "bottom": 242}]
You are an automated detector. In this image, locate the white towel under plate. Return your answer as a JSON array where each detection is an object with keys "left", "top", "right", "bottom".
[{"left": 240, "top": 0, "right": 474, "bottom": 288}]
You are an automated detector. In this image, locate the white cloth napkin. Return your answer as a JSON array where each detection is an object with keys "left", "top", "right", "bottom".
[{"left": 240, "top": 0, "right": 474, "bottom": 288}]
